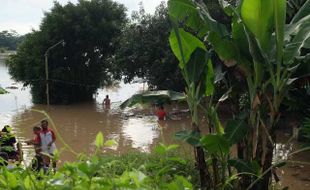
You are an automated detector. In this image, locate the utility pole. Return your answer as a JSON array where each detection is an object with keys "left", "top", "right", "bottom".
[
  {"left": 44, "top": 39, "right": 65, "bottom": 107},
  {"left": 45, "top": 53, "right": 50, "bottom": 107}
]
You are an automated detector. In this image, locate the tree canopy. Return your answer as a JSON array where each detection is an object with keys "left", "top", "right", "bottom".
[
  {"left": 114, "top": 3, "right": 185, "bottom": 91},
  {"left": 0, "top": 30, "right": 24, "bottom": 51},
  {"left": 7, "top": 0, "right": 126, "bottom": 104}
]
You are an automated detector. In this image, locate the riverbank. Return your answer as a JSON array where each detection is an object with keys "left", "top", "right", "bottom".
[{"left": 0, "top": 150, "right": 199, "bottom": 189}]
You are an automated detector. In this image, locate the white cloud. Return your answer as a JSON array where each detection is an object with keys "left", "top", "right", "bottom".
[{"left": 0, "top": 0, "right": 166, "bottom": 35}]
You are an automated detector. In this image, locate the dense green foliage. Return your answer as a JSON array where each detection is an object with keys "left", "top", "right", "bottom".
[
  {"left": 7, "top": 0, "right": 126, "bottom": 104},
  {"left": 0, "top": 30, "right": 24, "bottom": 51},
  {"left": 114, "top": 3, "right": 185, "bottom": 91},
  {"left": 0, "top": 144, "right": 198, "bottom": 190},
  {"left": 168, "top": 0, "right": 310, "bottom": 189}
]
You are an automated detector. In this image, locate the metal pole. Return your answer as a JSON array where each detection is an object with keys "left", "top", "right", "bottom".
[
  {"left": 44, "top": 39, "right": 64, "bottom": 107},
  {"left": 45, "top": 53, "right": 50, "bottom": 107}
]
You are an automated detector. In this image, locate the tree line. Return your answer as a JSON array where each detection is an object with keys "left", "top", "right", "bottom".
[
  {"left": 6, "top": 0, "right": 183, "bottom": 104},
  {"left": 0, "top": 30, "right": 24, "bottom": 51}
]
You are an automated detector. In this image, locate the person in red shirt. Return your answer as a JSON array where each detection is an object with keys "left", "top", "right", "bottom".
[
  {"left": 38, "top": 120, "right": 57, "bottom": 171},
  {"left": 156, "top": 105, "right": 167, "bottom": 121},
  {"left": 26, "top": 126, "right": 44, "bottom": 171},
  {"left": 27, "top": 126, "right": 41, "bottom": 146}
]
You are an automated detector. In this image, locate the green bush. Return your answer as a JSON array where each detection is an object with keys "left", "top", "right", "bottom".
[{"left": 0, "top": 147, "right": 198, "bottom": 189}]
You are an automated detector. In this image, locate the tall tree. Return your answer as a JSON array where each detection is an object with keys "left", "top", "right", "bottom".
[
  {"left": 7, "top": 0, "right": 126, "bottom": 104},
  {"left": 114, "top": 2, "right": 185, "bottom": 91}
]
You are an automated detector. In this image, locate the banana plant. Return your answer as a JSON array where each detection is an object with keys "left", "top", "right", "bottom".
[
  {"left": 169, "top": 25, "right": 215, "bottom": 188},
  {"left": 168, "top": 0, "right": 310, "bottom": 189},
  {"left": 169, "top": 1, "right": 247, "bottom": 188}
]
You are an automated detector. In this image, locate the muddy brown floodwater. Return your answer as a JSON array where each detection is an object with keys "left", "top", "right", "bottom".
[
  {"left": 0, "top": 59, "right": 309, "bottom": 189},
  {"left": 0, "top": 59, "right": 193, "bottom": 164}
]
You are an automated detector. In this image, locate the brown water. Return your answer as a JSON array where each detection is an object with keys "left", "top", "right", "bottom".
[
  {"left": 0, "top": 59, "right": 193, "bottom": 164},
  {"left": 1, "top": 58, "right": 309, "bottom": 189}
]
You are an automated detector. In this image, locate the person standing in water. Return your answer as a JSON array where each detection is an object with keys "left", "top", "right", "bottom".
[
  {"left": 156, "top": 105, "right": 167, "bottom": 121},
  {"left": 38, "top": 120, "right": 57, "bottom": 170},
  {"left": 103, "top": 95, "right": 111, "bottom": 109}
]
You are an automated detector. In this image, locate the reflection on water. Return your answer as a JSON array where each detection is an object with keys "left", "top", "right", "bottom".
[{"left": 122, "top": 116, "right": 159, "bottom": 152}]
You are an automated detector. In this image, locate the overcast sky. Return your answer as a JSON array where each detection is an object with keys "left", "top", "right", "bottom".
[{"left": 0, "top": 0, "right": 165, "bottom": 35}]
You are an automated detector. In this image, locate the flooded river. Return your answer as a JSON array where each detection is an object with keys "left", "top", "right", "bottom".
[
  {"left": 0, "top": 59, "right": 193, "bottom": 164},
  {"left": 0, "top": 58, "right": 309, "bottom": 189}
]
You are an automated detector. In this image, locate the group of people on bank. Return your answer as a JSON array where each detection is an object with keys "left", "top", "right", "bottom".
[
  {"left": 0, "top": 95, "right": 171, "bottom": 171},
  {"left": 27, "top": 119, "right": 57, "bottom": 172},
  {"left": 0, "top": 119, "right": 57, "bottom": 172}
]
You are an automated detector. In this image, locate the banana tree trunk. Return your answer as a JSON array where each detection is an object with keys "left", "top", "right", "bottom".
[
  {"left": 192, "top": 123, "right": 212, "bottom": 189},
  {"left": 261, "top": 143, "right": 274, "bottom": 189}
]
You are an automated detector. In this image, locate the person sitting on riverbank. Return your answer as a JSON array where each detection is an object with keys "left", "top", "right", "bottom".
[
  {"left": 156, "top": 105, "right": 167, "bottom": 121},
  {"left": 103, "top": 95, "right": 111, "bottom": 109}
]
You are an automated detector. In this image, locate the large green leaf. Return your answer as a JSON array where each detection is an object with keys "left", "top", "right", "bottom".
[
  {"left": 285, "top": 15, "right": 310, "bottom": 39},
  {"left": 168, "top": 0, "right": 202, "bottom": 31},
  {"left": 228, "top": 159, "right": 260, "bottom": 176},
  {"left": 194, "top": 1, "right": 229, "bottom": 37},
  {"left": 210, "top": 107, "right": 224, "bottom": 135},
  {"left": 185, "top": 48, "right": 209, "bottom": 83},
  {"left": 224, "top": 119, "right": 248, "bottom": 144},
  {"left": 241, "top": 0, "right": 274, "bottom": 51},
  {"left": 200, "top": 134, "right": 230, "bottom": 155},
  {"left": 169, "top": 28, "right": 206, "bottom": 68},
  {"left": 175, "top": 130, "right": 201, "bottom": 146},
  {"left": 168, "top": 0, "right": 228, "bottom": 38},
  {"left": 290, "top": 0, "right": 310, "bottom": 24},
  {"left": 273, "top": 0, "right": 286, "bottom": 64},
  {"left": 284, "top": 3, "right": 310, "bottom": 65},
  {"left": 5, "top": 170, "right": 17, "bottom": 188},
  {"left": 95, "top": 132, "right": 104, "bottom": 148},
  {"left": 205, "top": 59, "right": 214, "bottom": 96},
  {"left": 207, "top": 31, "right": 238, "bottom": 63},
  {"left": 284, "top": 21, "right": 310, "bottom": 64}
]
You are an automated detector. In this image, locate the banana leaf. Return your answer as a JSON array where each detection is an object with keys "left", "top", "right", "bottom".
[
  {"left": 120, "top": 90, "right": 186, "bottom": 109},
  {"left": 0, "top": 86, "right": 8, "bottom": 94}
]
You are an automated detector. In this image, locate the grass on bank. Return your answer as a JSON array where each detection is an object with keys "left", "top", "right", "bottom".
[{"left": 0, "top": 144, "right": 199, "bottom": 190}]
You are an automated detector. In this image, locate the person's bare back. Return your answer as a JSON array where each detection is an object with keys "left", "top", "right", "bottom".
[{"left": 103, "top": 95, "right": 111, "bottom": 108}]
